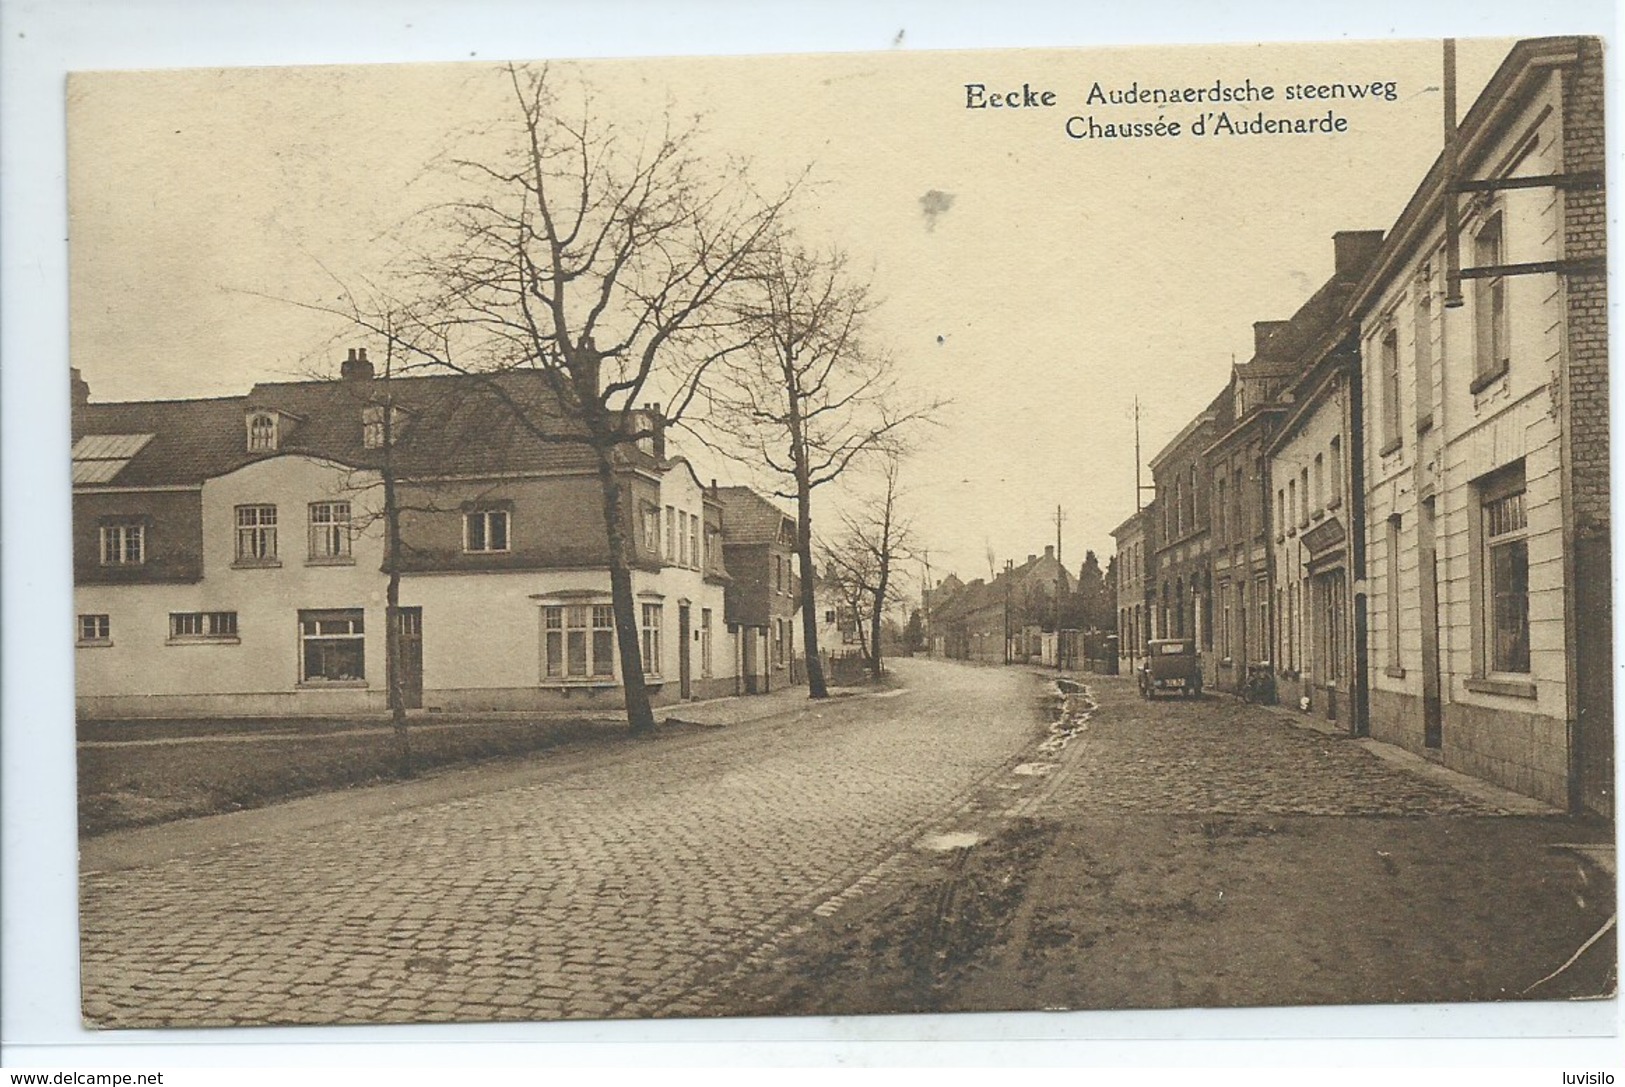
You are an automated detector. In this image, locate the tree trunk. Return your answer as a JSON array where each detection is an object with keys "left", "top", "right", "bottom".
[
  {"left": 595, "top": 447, "right": 656, "bottom": 735},
  {"left": 870, "top": 563, "right": 888, "bottom": 680},
  {"left": 382, "top": 423, "right": 412, "bottom": 777},
  {"left": 795, "top": 482, "right": 829, "bottom": 699}
]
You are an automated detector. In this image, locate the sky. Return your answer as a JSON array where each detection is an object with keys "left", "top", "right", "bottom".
[{"left": 69, "top": 38, "right": 1513, "bottom": 596}]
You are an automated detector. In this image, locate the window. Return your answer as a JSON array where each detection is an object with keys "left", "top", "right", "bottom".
[
  {"left": 78, "top": 614, "right": 111, "bottom": 645},
  {"left": 1386, "top": 516, "right": 1403, "bottom": 673},
  {"left": 1298, "top": 467, "right": 1310, "bottom": 527},
  {"left": 465, "top": 509, "right": 509, "bottom": 553},
  {"left": 591, "top": 605, "right": 615, "bottom": 677},
  {"left": 309, "top": 502, "right": 352, "bottom": 560},
  {"left": 700, "top": 608, "right": 713, "bottom": 677},
  {"left": 1276, "top": 489, "right": 1286, "bottom": 539},
  {"left": 299, "top": 610, "right": 364, "bottom": 681},
  {"left": 361, "top": 404, "right": 405, "bottom": 449},
  {"left": 1233, "top": 468, "right": 1245, "bottom": 539},
  {"left": 543, "top": 604, "right": 615, "bottom": 679},
  {"left": 1473, "top": 213, "right": 1509, "bottom": 386},
  {"left": 1380, "top": 326, "right": 1401, "bottom": 452},
  {"left": 1215, "top": 477, "right": 1227, "bottom": 541},
  {"left": 1313, "top": 454, "right": 1324, "bottom": 514},
  {"left": 247, "top": 412, "right": 277, "bottom": 452},
  {"left": 1481, "top": 466, "right": 1529, "bottom": 674},
  {"left": 665, "top": 506, "right": 676, "bottom": 561},
  {"left": 1328, "top": 438, "right": 1342, "bottom": 508},
  {"left": 688, "top": 514, "right": 700, "bottom": 570},
  {"left": 170, "top": 611, "right": 239, "bottom": 642},
  {"left": 642, "top": 505, "right": 660, "bottom": 555},
  {"left": 640, "top": 603, "right": 662, "bottom": 675},
  {"left": 235, "top": 504, "right": 278, "bottom": 563},
  {"left": 1414, "top": 284, "right": 1434, "bottom": 430},
  {"left": 99, "top": 522, "right": 145, "bottom": 566}
]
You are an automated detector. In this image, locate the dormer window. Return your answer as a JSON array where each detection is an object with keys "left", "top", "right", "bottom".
[
  {"left": 362, "top": 404, "right": 407, "bottom": 449},
  {"left": 247, "top": 412, "right": 278, "bottom": 452}
]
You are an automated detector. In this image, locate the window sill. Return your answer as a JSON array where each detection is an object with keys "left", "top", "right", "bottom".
[
  {"left": 1469, "top": 364, "right": 1510, "bottom": 396},
  {"left": 1415, "top": 414, "right": 1434, "bottom": 435},
  {"left": 305, "top": 556, "right": 356, "bottom": 567},
  {"left": 166, "top": 637, "right": 241, "bottom": 647},
  {"left": 1286, "top": 528, "right": 1297, "bottom": 539},
  {"left": 76, "top": 639, "right": 114, "bottom": 649},
  {"left": 1378, "top": 438, "right": 1403, "bottom": 458},
  {"left": 540, "top": 678, "right": 620, "bottom": 690},
  {"left": 1465, "top": 676, "right": 1536, "bottom": 699},
  {"left": 1327, "top": 497, "right": 1342, "bottom": 511},
  {"left": 297, "top": 680, "right": 368, "bottom": 689},
  {"left": 1312, "top": 510, "right": 1326, "bottom": 523},
  {"left": 462, "top": 549, "right": 512, "bottom": 556},
  {"left": 1385, "top": 665, "right": 1406, "bottom": 678},
  {"left": 232, "top": 559, "right": 282, "bottom": 570}
]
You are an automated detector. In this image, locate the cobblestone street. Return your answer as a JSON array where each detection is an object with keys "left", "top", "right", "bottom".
[
  {"left": 80, "top": 659, "right": 1053, "bottom": 1027},
  {"left": 79, "top": 659, "right": 1613, "bottom": 1028}
]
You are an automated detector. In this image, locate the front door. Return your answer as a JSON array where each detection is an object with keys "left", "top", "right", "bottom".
[
  {"left": 395, "top": 607, "right": 423, "bottom": 710},
  {"left": 1419, "top": 498, "right": 1443, "bottom": 749},
  {"left": 678, "top": 604, "right": 692, "bottom": 700}
]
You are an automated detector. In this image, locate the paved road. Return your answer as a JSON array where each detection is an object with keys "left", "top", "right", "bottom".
[{"left": 79, "top": 658, "right": 1054, "bottom": 1027}]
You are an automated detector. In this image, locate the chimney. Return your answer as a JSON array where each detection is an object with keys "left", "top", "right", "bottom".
[
  {"left": 340, "top": 346, "right": 374, "bottom": 382},
  {"left": 1044, "top": 545, "right": 1054, "bottom": 560},
  {"left": 650, "top": 402, "right": 666, "bottom": 461},
  {"left": 1027, "top": 554, "right": 1037, "bottom": 566},
  {"left": 70, "top": 367, "right": 90, "bottom": 438},
  {"left": 1253, "top": 321, "right": 1290, "bottom": 356},
  {"left": 1332, "top": 229, "right": 1386, "bottom": 279}
]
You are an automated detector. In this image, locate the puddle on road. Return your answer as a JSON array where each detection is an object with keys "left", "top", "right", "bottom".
[
  {"left": 918, "top": 831, "right": 983, "bottom": 852},
  {"left": 1040, "top": 680, "right": 1098, "bottom": 754}
]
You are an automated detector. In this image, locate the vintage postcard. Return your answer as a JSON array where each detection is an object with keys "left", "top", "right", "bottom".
[{"left": 65, "top": 34, "right": 1614, "bottom": 1034}]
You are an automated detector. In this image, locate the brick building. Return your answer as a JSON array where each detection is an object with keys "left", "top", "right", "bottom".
[{"left": 1351, "top": 36, "right": 1610, "bottom": 814}]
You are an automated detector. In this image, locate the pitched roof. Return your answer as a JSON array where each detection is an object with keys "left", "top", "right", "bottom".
[
  {"left": 73, "top": 371, "right": 659, "bottom": 488},
  {"left": 715, "top": 486, "right": 793, "bottom": 544}
]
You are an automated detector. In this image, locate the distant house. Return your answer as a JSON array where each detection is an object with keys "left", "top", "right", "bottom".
[
  {"left": 715, "top": 486, "right": 802, "bottom": 693},
  {"left": 928, "top": 546, "right": 1075, "bottom": 665},
  {"left": 1110, "top": 506, "right": 1152, "bottom": 675},
  {"left": 72, "top": 351, "right": 736, "bottom": 717}
]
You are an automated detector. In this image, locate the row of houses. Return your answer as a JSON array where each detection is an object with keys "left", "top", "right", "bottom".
[
  {"left": 927, "top": 546, "right": 1078, "bottom": 665},
  {"left": 1112, "top": 37, "right": 1611, "bottom": 817},
  {"left": 71, "top": 351, "right": 817, "bottom": 718}
]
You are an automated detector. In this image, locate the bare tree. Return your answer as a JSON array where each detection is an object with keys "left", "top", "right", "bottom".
[
  {"left": 308, "top": 64, "right": 795, "bottom": 735},
  {"left": 707, "top": 241, "right": 940, "bottom": 698},
  {"left": 820, "top": 456, "right": 914, "bottom": 678}
]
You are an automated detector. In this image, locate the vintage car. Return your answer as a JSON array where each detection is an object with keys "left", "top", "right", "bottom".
[{"left": 1139, "top": 638, "right": 1203, "bottom": 699}]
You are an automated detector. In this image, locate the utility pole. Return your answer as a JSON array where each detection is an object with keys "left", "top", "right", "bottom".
[
  {"left": 1003, "top": 558, "right": 1013, "bottom": 666},
  {"left": 920, "top": 547, "right": 933, "bottom": 655},
  {"left": 1134, "top": 397, "right": 1155, "bottom": 511},
  {"left": 1053, "top": 504, "right": 1066, "bottom": 671}
]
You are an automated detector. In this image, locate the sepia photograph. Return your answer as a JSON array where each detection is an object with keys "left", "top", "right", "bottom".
[{"left": 4, "top": 1, "right": 1619, "bottom": 1071}]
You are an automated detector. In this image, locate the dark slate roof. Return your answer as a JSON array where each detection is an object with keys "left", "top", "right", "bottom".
[
  {"left": 715, "top": 486, "right": 793, "bottom": 545},
  {"left": 74, "top": 371, "right": 658, "bottom": 488},
  {"left": 75, "top": 395, "right": 253, "bottom": 487}
]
